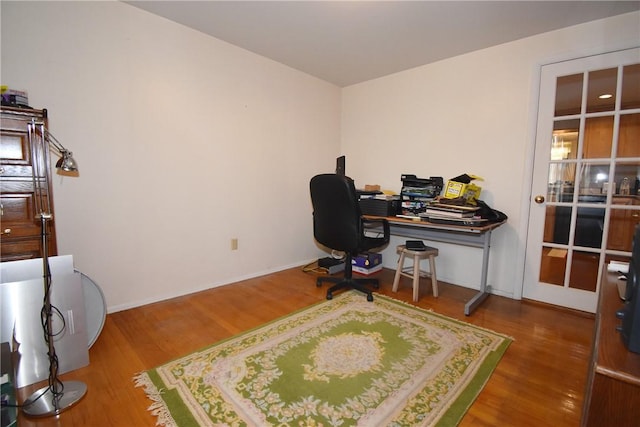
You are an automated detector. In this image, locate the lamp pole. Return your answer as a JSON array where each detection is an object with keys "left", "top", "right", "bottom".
[{"left": 21, "top": 121, "right": 86, "bottom": 417}]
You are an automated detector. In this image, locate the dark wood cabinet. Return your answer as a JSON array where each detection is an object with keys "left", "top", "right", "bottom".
[
  {"left": 581, "top": 272, "right": 640, "bottom": 426},
  {"left": 608, "top": 196, "right": 640, "bottom": 252},
  {"left": 0, "top": 106, "right": 57, "bottom": 262}
]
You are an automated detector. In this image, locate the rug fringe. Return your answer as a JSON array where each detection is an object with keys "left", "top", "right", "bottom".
[{"left": 134, "top": 372, "right": 178, "bottom": 427}]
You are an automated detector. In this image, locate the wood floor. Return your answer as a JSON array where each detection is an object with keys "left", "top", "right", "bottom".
[{"left": 14, "top": 267, "right": 595, "bottom": 426}]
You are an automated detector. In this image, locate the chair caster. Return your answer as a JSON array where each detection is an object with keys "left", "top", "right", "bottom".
[
  {"left": 367, "top": 294, "right": 374, "bottom": 302},
  {"left": 326, "top": 292, "right": 333, "bottom": 300}
]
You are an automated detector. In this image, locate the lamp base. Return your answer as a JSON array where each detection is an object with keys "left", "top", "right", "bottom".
[{"left": 22, "top": 381, "right": 87, "bottom": 417}]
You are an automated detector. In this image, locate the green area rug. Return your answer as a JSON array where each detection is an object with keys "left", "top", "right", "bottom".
[{"left": 134, "top": 290, "right": 511, "bottom": 426}]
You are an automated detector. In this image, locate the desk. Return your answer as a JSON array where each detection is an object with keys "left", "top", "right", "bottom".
[{"left": 368, "top": 216, "right": 505, "bottom": 315}]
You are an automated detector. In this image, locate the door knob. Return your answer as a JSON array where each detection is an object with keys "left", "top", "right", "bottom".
[
  {"left": 534, "top": 195, "right": 545, "bottom": 204},
  {"left": 1, "top": 228, "right": 11, "bottom": 235}
]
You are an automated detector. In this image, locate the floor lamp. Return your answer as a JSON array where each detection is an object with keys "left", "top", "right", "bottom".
[{"left": 21, "top": 120, "right": 87, "bottom": 417}]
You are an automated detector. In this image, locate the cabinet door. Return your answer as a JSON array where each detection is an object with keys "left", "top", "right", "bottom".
[
  {"left": 0, "top": 127, "right": 34, "bottom": 177},
  {"left": 0, "top": 107, "right": 57, "bottom": 261},
  {"left": 1, "top": 108, "right": 45, "bottom": 178}
]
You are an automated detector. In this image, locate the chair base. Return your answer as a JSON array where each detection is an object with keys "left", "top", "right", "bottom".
[{"left": 317, "top": 276, "right": 378, "bottom": 301}]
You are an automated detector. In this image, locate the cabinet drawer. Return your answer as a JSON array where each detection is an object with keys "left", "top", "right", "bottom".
[
  {"left": 0, "top": 191, "right": 52, "bottom": 235},
  {"left": 0, "top": 236, "right": 56, "bottom": 262},
  {"left": 0, "top": 112, "right": 44, "bottom": 132}
]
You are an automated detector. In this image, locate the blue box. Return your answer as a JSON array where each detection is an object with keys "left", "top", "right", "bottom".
[{"left": 352, "top": 253, "right": 382, "bottom": 269}]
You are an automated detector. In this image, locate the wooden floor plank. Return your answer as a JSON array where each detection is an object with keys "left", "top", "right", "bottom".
[{"left": 14, "top": 267, "right": 594, "bottom": 426}]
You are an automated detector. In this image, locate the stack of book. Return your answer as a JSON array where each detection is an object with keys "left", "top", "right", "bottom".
[{"left": 420, "top": 202, "right": 481, "bottom": 221}]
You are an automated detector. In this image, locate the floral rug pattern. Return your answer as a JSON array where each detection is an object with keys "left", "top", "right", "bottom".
[{"left": 135, "top": 291, "right": 511, "bottom": 426}]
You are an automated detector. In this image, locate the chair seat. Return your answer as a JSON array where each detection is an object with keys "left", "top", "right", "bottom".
[{"left": 392, "top": 244, "right": 439, "bottom": 302}]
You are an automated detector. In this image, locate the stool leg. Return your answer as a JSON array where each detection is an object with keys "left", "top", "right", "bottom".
[
  {"left": 412, "top": 254, "right": 420, "bottom": 302},
  {"left": 392, "top": 252, "right": 405, "bottom": 293},
  {"left": 429, "top": 254, "right": 438, "bottom": 297}
]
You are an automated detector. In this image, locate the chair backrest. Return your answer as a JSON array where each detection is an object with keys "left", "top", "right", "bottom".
[{"left": 310, "top": 173, "right": 362, "bottom": 252}]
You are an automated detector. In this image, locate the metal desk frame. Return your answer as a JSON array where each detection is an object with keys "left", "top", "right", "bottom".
[{"left": 380, "top": 217, "right": 505, "bottom": 316}]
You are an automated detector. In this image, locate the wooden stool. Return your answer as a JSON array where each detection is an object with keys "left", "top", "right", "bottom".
[{"left": 392, "top": 244, "right": 439, "bottom": 302}]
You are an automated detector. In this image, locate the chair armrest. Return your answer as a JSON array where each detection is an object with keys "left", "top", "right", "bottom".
[{"left": 362, "top": 217, "right": 390, "bottom": 239}]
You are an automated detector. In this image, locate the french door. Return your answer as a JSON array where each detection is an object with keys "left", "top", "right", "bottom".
[{"left": 523, "top": 48, "right": 640, "bottom": 312}]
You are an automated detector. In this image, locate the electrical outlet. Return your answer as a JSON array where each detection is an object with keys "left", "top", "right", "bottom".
[{"left": 231, "top": 238, "right": 238, "bottom": 250}]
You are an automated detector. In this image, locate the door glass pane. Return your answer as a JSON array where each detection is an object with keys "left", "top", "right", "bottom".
[
  {"left": 540, "top": 246, "right": 567, "bottom": 286},
  {"left": 555, "top": 74, "right": 583, "bottom": 116},
  {"left": 578, "top": 163, "right": 610, "bottom": 198},
  {"left": 547, "top": 163, "right": 576, "bottom": 202},
  {"left": 587, "top": 68, "right": 617, "bottom": 113},
  {"left": 621, "top": 64, "right": 640, "bottom": 110},
  {"left": 552, "top": 120, "right": 579, "bottom": 160},
  {"left": 612, "top": 161, "right": 640, "bottom": 201},
  {"left": 550, "top": 206, "right": 571, "bottom": 244},
  {"left": 617, "top": 113, "right": 640, "bottom": 157},
  {"left": 583, "top": 116, "right": 613, "bottom": 159},
  {"left": 569, "top": 251, "right": 599, "bottom": 291},
  {"left": 574, "top": 207, "right": 604, "bottom": 248},
  {"left": 543, "top": 206, "right": 557, "bottom": 244}
]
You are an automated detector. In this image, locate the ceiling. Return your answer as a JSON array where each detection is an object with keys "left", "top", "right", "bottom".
[{"left": 125, "top": 1, "right": 640, "bottom": 87}]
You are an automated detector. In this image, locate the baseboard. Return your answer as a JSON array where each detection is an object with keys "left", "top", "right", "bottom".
[{"left": 107, "top": 261, "right": 309, "bottom": 313}]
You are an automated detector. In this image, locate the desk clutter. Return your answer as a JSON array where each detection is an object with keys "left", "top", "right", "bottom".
[
  {"left": 358, "top": 173, "right": 506, "bottom": 226},
  {"left": 400, "top": 174, "right": 444, "bottom": 214}
]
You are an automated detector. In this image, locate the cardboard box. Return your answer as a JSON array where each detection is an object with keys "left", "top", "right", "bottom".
[
  {"left": 352, "top": 252, "right": 382, "bottom": 269},
  {"left": 444, "top": 174, "right": 483, "bottom": 201}
]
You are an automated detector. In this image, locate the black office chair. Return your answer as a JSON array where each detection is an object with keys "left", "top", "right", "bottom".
[{"left": 310, "top": 173, "right": 390, "bottom": 301}]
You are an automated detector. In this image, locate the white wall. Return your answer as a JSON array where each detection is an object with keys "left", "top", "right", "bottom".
[
  {"left": 342, "top": 11, "right": 640, "bottom": 298},
  {"left": 1, "top": 1, "right": 341, "bottom": 311},
  {"left": 3, "top": 2, "right": 639, "bottom": 311}
]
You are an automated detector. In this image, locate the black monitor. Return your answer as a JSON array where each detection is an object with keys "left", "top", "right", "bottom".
[{"left": 336, "top": 156, "right": 345, "bottom": 176}]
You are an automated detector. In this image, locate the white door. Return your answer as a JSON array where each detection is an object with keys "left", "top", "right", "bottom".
[{"left": 523, "top": 48, "right": 640, "bottom": 313}]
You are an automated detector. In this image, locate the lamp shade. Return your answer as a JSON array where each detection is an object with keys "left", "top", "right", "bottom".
[{"left": 55, "top": 151, "right": 78, "bottom": 172}]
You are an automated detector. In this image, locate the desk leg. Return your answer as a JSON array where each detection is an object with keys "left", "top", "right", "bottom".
[{"left": 464, "top": 230, "right": 492, "bottom": 316}]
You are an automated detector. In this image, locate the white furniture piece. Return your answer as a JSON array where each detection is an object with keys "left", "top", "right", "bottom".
[{"left": 0, "top": 256, "right": 89, "bottom": 388}]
